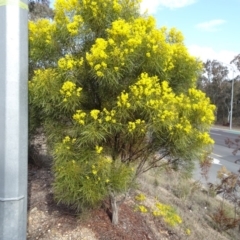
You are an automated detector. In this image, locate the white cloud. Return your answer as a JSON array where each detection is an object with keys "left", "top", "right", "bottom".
[
  {"left": 188, "top": 45, "right": 238, "bottom": 64},
  {"left": 196, "top": 19, "right": 226, "bottom": 32},
  {"left": 140, "top": 0, "right": 197, "bottom": 14},
  {"left": 188, "top": 45, "right": 240, "bottom": 78}
]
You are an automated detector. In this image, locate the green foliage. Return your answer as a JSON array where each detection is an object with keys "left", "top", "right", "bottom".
[
  {"left": 53, "top": 136, "right": 134, "bottom": 210},
  {"left": 29, "top": 0, "right": 215, "bottom": 212}
]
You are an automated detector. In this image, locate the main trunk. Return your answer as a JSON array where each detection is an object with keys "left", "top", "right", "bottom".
[{"left": 110, "top": 192, "right": 119, "bottom": 225}]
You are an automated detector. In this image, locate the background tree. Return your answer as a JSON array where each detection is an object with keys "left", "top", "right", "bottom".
[
  {"left": 198, "top": 60, "right": 231, "bottom": 124},
  {"left": 198, "top": 59, "right": 240, "bottom": 125},
  {"left": 230, "top": 55, "right": 240, "bottom": 124},
  {"left": 28, "top": 0, "right": 53, "bottom": 21},
  {"left": 231, "top": 54, "right": 240, "bottom": 72},
  {"left": 28, "top": 0, "right": 54, "bottom": 81},
  {"left": 29, "top": 0, "right": 215, "bottom": 225}
]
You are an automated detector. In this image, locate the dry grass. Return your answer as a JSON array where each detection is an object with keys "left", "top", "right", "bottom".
[
  {"left": 137, "top": 168, "right": 240, "bottom": 240},
  {"left": 28, "top": 162, "right": 240, "bottom": 239}
]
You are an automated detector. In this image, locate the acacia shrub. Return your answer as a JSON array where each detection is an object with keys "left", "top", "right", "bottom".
[{"left": 29, "top": 0, "right": 215, "bottom": 224}]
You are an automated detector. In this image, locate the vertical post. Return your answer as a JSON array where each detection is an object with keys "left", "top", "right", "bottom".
[
  {"left": 0, "top": 1, "right": 28, "bottom": 240},
  {"left": 229, "top": 65, "right": 235, "bottom": 130},
  {"left": 230, "top": 77, "right": 234, "bottom": 130}
]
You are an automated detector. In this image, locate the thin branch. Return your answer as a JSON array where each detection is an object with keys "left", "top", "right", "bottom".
[
  {"left": 124, "top": 137, "right": 147, "bottom": 162},
  {"left": 141, "top": 151, "right": 170, "bottom": 173}
]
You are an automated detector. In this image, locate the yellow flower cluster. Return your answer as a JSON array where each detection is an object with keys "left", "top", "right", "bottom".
[
  {"left": 29, "top": 19, "right": 52, "bottom": 44},
  {"left": 128, "top": 119, "right": 145, "bottom": 133},
  {"left": 152, "top": 202, "right": 182, "bottom": 227},
  {"left": 85, "top": 155, "right": 112, "bottom": 185},
  {"left": 135, "top": 193, "right": 146, "bottom": 201},
  {"left": 82, "top": 0, "right": 100, "bottom": 17},
  {"left": 128, "top": 74, "right": 177, "bottom": 128},
  {"left": 107, "top": 19, "right": 131, "bottom": 37},
  {"left": 158, "top": 110, "right": 176, "bottom": 122},
  {"left": 188, "top": 88, "right": 215, "bottom": 125},
  {"left": 90, "top": 109, "right": 100, "bottom": 120},
  {"left": 107, "top": 17, "right": 155, "bottom": 46},
  {"left": 81, "top": 0, "right": 132, "bottom": 19},
  {"left": 113, "top": 0, "right": 122, "bottom": 12},
  {"left": 61, "top": 136, "right": 76, "bottom": 150},
  {"left": 102, "top": 108, "right": 116, "bottom": 123},
  {"left": 62, "top": 136, "right": 71, "bottom": 143},
  {"left": 54, "top": 0, "right": 80, "bottom": 25},
  {"left": 55, "top": 0, "right": 79, "bottom": 13},
  {"left": 185, "top": 228, "right": 191, "bottom": 235},
  {"left": 168, "top": 28, "right": 185, "bottom": 44},
  {"left": 174, "top": 117, "right": 192, "bottom": 134},
  {"left": 58, "top": 55, "right": 84, "bottom": 70},
  {"left": 130, "top": 73, "right": 159, "bottom": 98},
  {"left": 137, "top": 205, "right": 148, "bottom": 213},
  {"left": 91, "top": 164, "right": 97, "bottom": 175},
  {"left": 113, "top": 72, "right": 214, "bottom": 148},
  {"left": 90, "top": 108, "right": 113, "bottom": 122},
  {"left": 60, "top": 81, "right": 82, "bottom": 102},
  {"left": 86, "top": 38, "right": 108, "bottom": 77},
  {"left": 73, "top": 110, "right": 86, "bottom": 125},
  {"left": 73, "top": 107, "right": 117, "bottom": 126},
  {"left": 134, "top": 195, "right": 182, "bottom": 226},
  {"left": 197, "top": 132, "right": 214, "bottom": 145},
  {"left": 95, "top": 145, "right": 103, "bottom": 154},
  {"left": 117, "top": 91, "right": 130, "bottom": 108},
  {"left": 67, "top": 15, "right": 83, "bottom": 36},
  {"left": 85, "top": 15, "right": 172, "bottom": 77}
]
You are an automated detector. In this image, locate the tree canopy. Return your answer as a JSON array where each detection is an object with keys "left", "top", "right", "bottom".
[
  {"left": 231, "top": 54, "right": 240, "bottom": 72},
  {"left": 28, "top": 0, "right": 53, "bottom": 20},
  {"left": 197, "top": 60, "right": 240, "bottom": 125},
  {"left": 29, "top": 0, "right": 215, "bottom": 224}
]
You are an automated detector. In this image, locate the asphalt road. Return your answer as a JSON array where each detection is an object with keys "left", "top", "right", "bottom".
[
  {"left": 210, "top": 128, "right": 240, "bottom": 147},
  {"left": 193, "top": 127, "right": 240, "bottom": 185}
]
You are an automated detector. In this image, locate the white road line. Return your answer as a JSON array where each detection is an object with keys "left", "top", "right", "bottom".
[
  {"left": 211, "top": 133, "right": 222, "bottom": 136},
  {"left": 212, "top": 158, "right": 222, "bottom": 165},
  {"left": 212, "top": 153, "right": 222, "bottom": 157}
]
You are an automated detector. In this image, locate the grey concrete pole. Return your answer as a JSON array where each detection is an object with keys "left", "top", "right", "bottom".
[
  {"left": 0, "top": 1, "right": 28, "bottom": 240},
  {"left": 230, "top": 74, "right": 234, "bottom": 130},
  {"left": 229, "top": 64, "right": 235, "bottom": 130}
]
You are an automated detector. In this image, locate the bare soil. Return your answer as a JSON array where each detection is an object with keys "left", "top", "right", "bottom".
[{"left": 27, "top": 164, "right": 177, "bottom": 240}]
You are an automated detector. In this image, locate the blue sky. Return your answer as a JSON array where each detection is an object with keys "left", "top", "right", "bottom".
[
  {"left": 51, "top": 0, "right": 240, "bottom": 64},
  {"left": 141, "top": 0, "right": 240, "bottom": 64}
]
